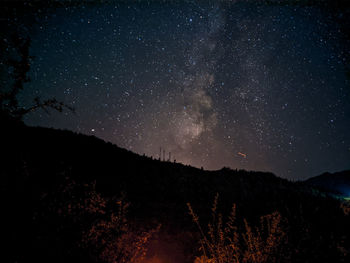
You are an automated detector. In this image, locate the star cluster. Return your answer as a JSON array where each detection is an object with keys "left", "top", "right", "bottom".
[{"left": 12, "top": 1, "right": 350, "bottom": 179}]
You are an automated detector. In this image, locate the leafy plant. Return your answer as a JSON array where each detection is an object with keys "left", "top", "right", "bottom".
[{"left": 56, "top": 178, "right": 159, "bottom": 263}]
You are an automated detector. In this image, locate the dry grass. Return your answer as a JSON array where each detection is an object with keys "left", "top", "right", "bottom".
[{"left": 188, "top": 194, "right": 288, "bottom": 263}]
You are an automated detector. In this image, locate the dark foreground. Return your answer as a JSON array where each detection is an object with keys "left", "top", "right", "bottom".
[{"left": 2, "top": 121, "right": 350, "bottom": 263}]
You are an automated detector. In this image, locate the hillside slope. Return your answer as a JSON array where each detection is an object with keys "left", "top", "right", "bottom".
[
  {"left": 1, "top": 122, "right": 349, "bottom": 263},
  {"left": 305, "top": 170, "right": 350, "bottom": 197}
]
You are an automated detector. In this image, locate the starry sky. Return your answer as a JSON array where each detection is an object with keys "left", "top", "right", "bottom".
[{"left": 5, "top": 0, "right": 350, "bottom": 179}]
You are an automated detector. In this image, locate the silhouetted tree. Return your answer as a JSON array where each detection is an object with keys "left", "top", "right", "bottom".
[{"left": 0, "top": 34, "right": 73, "bottom": 123}]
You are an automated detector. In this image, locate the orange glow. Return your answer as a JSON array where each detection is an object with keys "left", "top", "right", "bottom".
[{"left": 139, "top": 256, "right": 164, "bottom": 263}]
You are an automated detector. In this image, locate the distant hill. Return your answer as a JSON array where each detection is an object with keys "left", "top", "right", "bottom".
[
  {"left": 1, "top": 121, "right": 349, "bottom": 263},
  {"left": 304, "top": 170, "right": 350, "bottom": 197},
  {"left": 2, "top": 121, "right": 297, "bottom": 217}
]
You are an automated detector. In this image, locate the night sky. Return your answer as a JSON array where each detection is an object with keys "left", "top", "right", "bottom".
[{"left": 10, "top": 1, "right": 350, "bottom": 179}]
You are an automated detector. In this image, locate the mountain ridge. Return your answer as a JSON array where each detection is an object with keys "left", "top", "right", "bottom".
[
  {"left": 1, "top": 122, "right": 349, "bottom": 263},
  {"left": 305, "top": 170, "right": 350, "bottom": 197}
]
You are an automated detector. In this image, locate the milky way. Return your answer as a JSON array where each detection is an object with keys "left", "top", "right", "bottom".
[{"left": 5, "top": 1, "right": 349, "bottom": 179}]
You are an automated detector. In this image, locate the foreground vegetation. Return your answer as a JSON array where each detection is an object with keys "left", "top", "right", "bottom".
[
  {"left": 1, "top": 119, "right": 349, "bottom": 262},
  {"left": 188, "top": 194, "right": 289, "bottom": 263}
]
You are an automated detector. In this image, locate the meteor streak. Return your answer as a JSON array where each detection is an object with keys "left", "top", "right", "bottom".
[{"left": 238, "top": 152, "right": 246, "bottom": 158}]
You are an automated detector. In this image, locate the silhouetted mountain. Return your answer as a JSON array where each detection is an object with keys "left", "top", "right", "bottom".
[
  {"left": 305, "top": 170, "right": 350, "bottom": 197},
  {"left": 1, "top": 122, "right": 349, "bottom": 263}
]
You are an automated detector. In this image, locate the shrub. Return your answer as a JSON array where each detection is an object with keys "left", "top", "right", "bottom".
[{"left": 57, "top": 178, "right": 159, "bottom": 263}]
